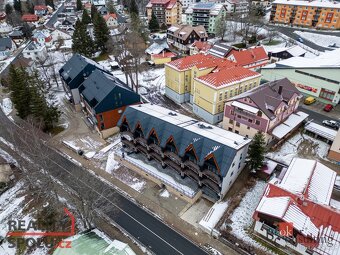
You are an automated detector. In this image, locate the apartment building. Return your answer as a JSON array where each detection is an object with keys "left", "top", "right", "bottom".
[
  {"left": 186, "top": 2, "right": 227, "bottom": 34},
  {"left": 224, "top": 0, "right": 249, "bottom": 13},
  {"left": 270, "top": 0, "right": 340, "bottom": 29},
  {"left": 118, "top": 103, "right": 251, "bottom": 200},
  {"left": 146, "top": 0, "right": 182, "bottom": 26},
  {"left": 226, "top": 46, "right": 269, "bottom": 70},
  {"left": 222, "top": 78, "right": 306, "bottom": 143}
]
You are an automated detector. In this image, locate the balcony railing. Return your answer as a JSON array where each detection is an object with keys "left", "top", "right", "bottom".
[
  {"left": 202, "top": 169, "right": 221, "bottom": 185},
  {"left": 183, "top": 160, "right": 200, "bottom": 174},
  {"left": 164, "top": 159, "right": 182, "bottom": 173},
  {"left": 164, "top": 151, "right": 182, "bottom": 165},
  {"left": 122, "top": 139, "right": 136, "bottom": 149},
  {"left": 201, "top": 178, "right": 221, "bottom": 193},
  {"left": 149, "top": 143, "right": 163, "bottom": 155},
  {"left": 136, "top": 144, "right": 148, "bottom": 155},
  {"left": 135, "top": 137, "right": 148, "bottom": 147}
]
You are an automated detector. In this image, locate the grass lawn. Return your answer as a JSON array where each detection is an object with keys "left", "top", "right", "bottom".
[
  {"left": 93, "top": 52, "right": 110, "bottom": 62},
  {"left": 264, "top": 40, "right": 282, "bottom": 46}
]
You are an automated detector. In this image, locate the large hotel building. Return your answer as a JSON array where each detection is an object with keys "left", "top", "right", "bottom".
[{"left": 270, "top": 0, "right": 340, "bottom": 29}]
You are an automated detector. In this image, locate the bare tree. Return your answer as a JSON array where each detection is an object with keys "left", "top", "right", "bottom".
[{"left": 215, "top": 14, "right": 228, "bottom": 41}]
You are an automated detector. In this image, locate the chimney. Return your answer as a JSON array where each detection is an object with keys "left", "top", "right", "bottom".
[{"left": 278, "top": 85, "right": 283, "bottom": 95}]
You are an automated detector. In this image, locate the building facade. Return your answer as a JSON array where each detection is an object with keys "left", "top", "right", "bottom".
[
  {"left": 270, "top": 0, "right": 340, "bottom": 29},
  {"left": 222, "top": 78, "right": 306, "bottom": 143},
  {"left": 23, "top": 42, "right": 47, "bottom": 62},
  {"left": 226, "top": 46, "right": 269, "bottom": 70},
  {"left": 146, "top": 0, "right": 182, "bottom": 26},
  {"left": 260, "top": 49, "right": 340, "bottom": 105},
  {"left": 186, "top": 3, "right": 227, "bottom": 34},
  {"left": 118, "top": 104, "right": 251, "bottom": 200},
  {"left": 167, "top": 24, "right": 208, "bottom": 53}
]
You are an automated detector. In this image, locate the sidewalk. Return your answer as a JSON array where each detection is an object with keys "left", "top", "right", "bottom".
[{"left": 300, "top": 101, "right": 340, "bottom": 120}]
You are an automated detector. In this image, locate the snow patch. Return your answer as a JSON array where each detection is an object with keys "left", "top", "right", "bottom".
[{"left": 0, "top": 98, "right": 13, "bottom": 116}]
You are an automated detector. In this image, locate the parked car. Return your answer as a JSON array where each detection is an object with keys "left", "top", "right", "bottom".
[
  {"left": 322, "top": 120, "right": 339, "bottom": 129},
  {"left": 324, "top": 104, "right": 334, "bottom": 112},
  {"left": 304, "top": 96, "right": 316, "bottom": 105},
  {"left": 297, "top": 37, "right": 304, "bottom": 43}
]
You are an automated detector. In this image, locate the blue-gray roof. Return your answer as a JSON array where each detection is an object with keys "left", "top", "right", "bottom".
[
  {"left": 0, "top": 38, "right": 13, "bottom": 51},
  {"left": 193, "top": 2, "right": 215, "bottom": 9},
  {"left": 80, "top": 69, "right": 140, "bottom": 114},
  {"left": 118, "top": 104, "right": 250, "bottom": 177}
]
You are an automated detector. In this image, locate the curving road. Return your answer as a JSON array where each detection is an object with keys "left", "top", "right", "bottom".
[{"left": 0, "top": 109, "right": 210, "bottom": 255}]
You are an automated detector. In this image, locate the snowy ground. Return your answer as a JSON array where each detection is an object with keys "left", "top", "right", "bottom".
[
  {"left": 199, "top": 201, "right": 229, "bottom": 233},
  {"left": 0, "top": 98, "right": 13, "bottom": 116},
  {"left": 266, "top": 132, "right": 330, "bottom": 165},
  {"left": 228, "top": 181, "right": 269, "bottom": 251},
  {"left": 294, "top": 31, "right": 340, "bottom": 49}
]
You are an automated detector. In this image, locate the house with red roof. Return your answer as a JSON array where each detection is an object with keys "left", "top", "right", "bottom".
[
  {"left": 189, "top": 41, "right": 212, "bottom": 55},
  {"left": 103, "top": 13, "right": 118, "bottom": 28},
  {"left": 253, "top": 158, "right": 340, "bottom": 255},
  {"left": 222, "top": 78, "right": 306, "bottom": 143},
  {"left": 226, "top": 46, "right": 269, "bottom": 70},
  {"left": 22, "top": 14, "right": 39, "bottom": 22},
  {"left": 34, "top": 5, "right": 48, "bottom": 16},
  {"left": 165, "top": 53, "right": 262, "bottom": 123}
]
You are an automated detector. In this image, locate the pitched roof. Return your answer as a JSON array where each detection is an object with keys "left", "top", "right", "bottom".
[
  {"left": 80, "top": 70, "right": 140, "bottom": 113},
  {"left": 22, "top": 14, "right": 39, "bottom": 21},
  {"left": 152, "top": 52, "right": 176, "bottom": 58},
  {"left": 103, "top": 13, "right": 117, "bottom": 21},
  {"left": 24, "top": 41, "right": 44, "bottom": 52},
  {"left": 190, "top": 41, "right": 212, "bottom": 52},
  {"left": 230, "top": 78, "right": 301, "bottom": 119},
  {"left": 227, "top": 46, "right": 268, "bottom": 66},
  {"left": 168, "top": 24, "right": 207, "bottom": 41},
  {"left": 196, "top": 66, "right": 260, "bottom": 89},
  {"left": 118, "top": 104, "right": 251, "bottom": 177},
  {"left": 208, "top": 42, "right": 233, "bottom": 58},
  {"left": 0, "top": 38, "right": 13, "bottom": 51},
  {"left": 34, "top": 5, "right": 48, "bottom": 10}
]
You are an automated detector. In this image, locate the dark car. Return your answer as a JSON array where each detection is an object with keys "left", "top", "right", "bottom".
[
  {"left": 324, "top": 104, "right": 334, "bottom": 112},
  {"left": 322, "top": 120, "right": 339, "bottom": 129},
  {"left": 297, "top": 37, "right": 304, "bottom": 43}
]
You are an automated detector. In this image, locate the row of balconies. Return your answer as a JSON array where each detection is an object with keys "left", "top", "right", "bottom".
[{"left": 121, "top": 134, "right": 222, "bottom": 193}]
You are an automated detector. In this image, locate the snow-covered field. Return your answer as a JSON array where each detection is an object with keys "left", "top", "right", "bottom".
[{"left": 294, "top": 31, "right": 340, "bottom": 49}]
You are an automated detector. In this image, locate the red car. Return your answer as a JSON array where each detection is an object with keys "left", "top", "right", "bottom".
[{"left": 324, "top": 104, "right": 333, "bottom": 112}]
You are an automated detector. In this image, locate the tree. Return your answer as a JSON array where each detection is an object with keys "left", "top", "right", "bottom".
[
  {"left": 247, "top": 131, "right": 266, "bottom": 172},
  {"left": 148, "top": 11, "right": 159, "bottom": 32},
  {"left": 45, "top": 0, "right": 55, "bottom": 10},
  {"left": 13, "top": 0, "right": 22, "bottom": 13},
  {"left": 5, "top": 4, "right": 13, "bottom": 15},
  {"left": 107, "top": 0, "right": 116, "bottom": 14},
  {"left": 91, "top": 4, "right": 98, "bottom": 19},
  {"left": 76, "top": 0, "right": 82, "bottom": 11},
  {"left": 22, "top": 22, "right": 33, "bottom": 38},
  {"left": 82, "top": 9, "right": 91, "bottom": 24},
  {"left": 129, "top": 0, "right": 138, "bottom": 15},
  {"left": 215, "top": 14, "right": 227, "bottom": 41},
  {"left": 72, "top": 19, "right": 95, "bottom": 58},
  {"left": 93, "top": 13, "right": 110, "bottom": 53}
]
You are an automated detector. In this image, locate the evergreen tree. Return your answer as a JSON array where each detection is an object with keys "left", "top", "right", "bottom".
[
  {"left": 107, "top": 0, "right": 116, "bottom": 14},
  {"left": 160, "top": 23, "right": 167, "bottom": 31},
  {"left": 45, "top": 0, "right": 55, "bottom": 10},
  {"left": 91, "top": 4, "right": 98, "bottom": 19},
  {"left": 82, "top": 9, "right": 91, "bottom": 24},
  {"left": 5, "top": 4, "right": 13, "bottom": 15},
  {"left": 93, "top": 13, "right": 110, "bottom": 52},
  {"left": 129, "top": 0, "right": 138, "bottom": 15},
  {"left": 72, "top": 19, "right": 94, "bottom": 58},
  {"left": 27, "top": 1, "right": 34, "bottom": 14},
  {"left": 22, "top": 22, "right": 33, "bottom": 38},
  {"left": 13, "top": 0, "right": 22, "bottom": 13},
  {"left": 247, "top": 131, "right": 266, "bottom": 172},
  {"left": 76, "top": 0, "right": 82, "bottom": 11},
  {"left": 148, "top": 11, "right": 159, "bottom": 32}
]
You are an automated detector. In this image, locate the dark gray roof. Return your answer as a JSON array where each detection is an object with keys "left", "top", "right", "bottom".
[
  {"left": 230, "top": 78, "right": 301, "bottom": 119},
  {"left": 208, "top": 42, "right": 233, "bottom": 58},
  {"left": 118, "top": 104, "right": 250, "bottom": 177},
  {"left": 0, "top": 38, "right": 13, "bottom": 51},
  {"left": 80, "top": 69, "right": 140, "bottom": 113},
  {"left": 25, "top": 41, "right": 42, "bottom": 51},
  {"left": 9, "top": 30, "right": 23, "bottom": 37}
]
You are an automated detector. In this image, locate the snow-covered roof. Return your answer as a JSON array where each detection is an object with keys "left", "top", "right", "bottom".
[
  {"left": 286, "top": 45, "right": 306, "bottom": 57},
  {"left": 231, "top": 101, "right": 258, "bottom": 114},
  {"left": 145, "top": 40, "right": 169, "bottom": 55},
  {"left": 271, "top": 111, "right": 308, "bottom": 139},
  {"left": 256, "top": 196, "right": 290, "bottom": 218},
  {"left": 273, "top": 0, "right": 340, "bottom": 9},
  {"left": 305, "top": 122, "right": 337, "bottom": 141}
]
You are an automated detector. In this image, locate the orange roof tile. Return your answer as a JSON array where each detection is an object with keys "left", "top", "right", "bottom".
[
  {"left": 103, "top": 13, "right": 117, "bottom": 21},
  {"left": 196, "top": 66, "right": 260, "bottom": 88},
  {"left": 34, "top": 5, "right": 48, "bottom": 10},
  {"left": 152, "top": 52, "right": 177, "bottom": 59},
  {"left": 227, "top": 46, "right": 269, "bottom": 66},
  {"left": 191, "top": 41, "right": 212, "bottom": 52}
]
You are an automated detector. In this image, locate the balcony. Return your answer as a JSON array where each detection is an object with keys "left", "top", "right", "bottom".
[
  {"left": 149, "top": 143, "right": 163, "bottom": 155},
  {"left": 149, "top": 151, "right": 163, "bottom": 163},
  {"left": 164, "top": 159, "right": 182, "bottom": 173},
  {"left": 234, "top": 108, "right": 256, "bottom": 118},
  {"left": 184, "top": 170, "right": 200, "bottom": 183},
  {"left": 183, "top": 160, "right": 200, "bottom": 174},
  {"left": 135, "top": 137, "right": 148, "bottom": 147},
  {"left": 164, "top": 151, "right": 182, "bottom": 165},
  {"left": 121, "top": 139, "right": 136, "bottom": 149},
  {"left": 121, "top": 130, "right": 133, "bottom": 138},
  {"left": 201, "top": 178, "right": 221, "bottom": 194},
  {"left": 202, "top": 169, "right": 221, "bottom": 185}
]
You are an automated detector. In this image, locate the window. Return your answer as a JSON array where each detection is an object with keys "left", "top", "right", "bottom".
[
  {"left": 228, "top": 127, "right": 233, "bottom": 131},
  {"left": 235, "top": 130, "right": 239, "bottom": 134},
  {"left": 248, "top": 119, "right": 252, "bottom": 123},
  {"left": 247, "top": 126, "right": 250, "bottom": 130},
  {"left": 230, "top": 171, "right": 234, "bottom": 177},
  {"left": 218, "top": 105, "right": 221, "bottom": 112},
  {"left": 229, "top": 119, "right": 234, "bottom": 124},
  {"left": 257, "top": 111, "right": 262, "bottom": 117},
  {"left": 224, "top": 91, "right": 228, "bottom": 99},
  {"left": 236, "top": 122, "right": 240, "bottom": 127},
  {"left": 219, "top": 93, "right": 222, "bottom": 101},
  {"left": 99, "top": 114, "right": 103, "bottom": 121},
  {"left": 100, "top": 123, "right": 105, "bottom": 130},
  {"left": 255, "top": 120, "right": 260, "bottom": 125},
  {"left": 232, "top": 162, "right": 235, "bottom": 167}
]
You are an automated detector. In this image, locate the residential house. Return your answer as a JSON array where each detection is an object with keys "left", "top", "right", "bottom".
[
  {"left": 0, "top": 12, "right": 6, "bottom": 22},
  {"left": 23, "top": 41, "right": 47, "bottom": 62},
  {"left": 189, "top": 41, "right": 212, "bottom": 55},
  {"left": 118, "top": 104, "right": 251, "bottom": 200},
  {"left": 260, "top": 49, "right": 340, "bottom": 105},
  {"left": 63, "top": 5, "right": 76, "bottom": 15},
  {"left": 267, "top": 45, "right": 306, "bottom": 61},
  {"left": 253, "top": 158, "right": 340, "bottom": 255},
  {"left": 207, "top": 41, "right": 233, "bottom": 58},
  {"left": 51, "top": 29, "right": 72, "bottom": 43},
  {"left": 91, "top": 0, "right": 106, "bottom": 7},
  {"left": 226, "top": 46, "right": 269, "bottom": 70},
  {"left": 145, "top": 39, "right": 176, "bottom": 65},
  {"left": 34, "top": 5, "right": 48, "bottom": 16},
  {"left": 224, "top": 0, "right": 249, "bottom": 13},
  {"left": 32, "top": 29, "right": 53, "bottom": 47},
  {"left": 186, "top": 3, "right": 227, "bottom": 34},
  {"left": 79, "top": 69, "right": 141, "bottom": 137},
  {"left": 146, "top": 0, "right": 182, "bottom": 26},
  {"left": 270, "top": 0, "right": 340, "bottom": 29},
  {"left": 103, "top": 14, "right": 118, "bottom": 28},
  {"left": 59, "top": 53, "right": 111, "bottom": 110},
  {"left": 0, "top": 38, "right": 16, "bottom": 60},
  {"left": 0, "top": 22, "right": 13, "bottom": 34},
  {"left": 222, "top": 78, "right": 306, "bottom": 143},
  {"left": 22, "top": 14, "right": 39, "bottom": 22},
  {"left": 252, "top": 0, "right": 271, "bottom": 7},
  {"left": 167, "top": 24, "right": 208, "bottom": 53},
  {"left": 182, "top": 0, "right": 198, "bottom": 8},
  {"left": 59, "top": 18, "right": 76, "bottom": 30},
  {"left": 98, "top": 6, "right": 108, "bottom": 15},
  {"left": 9, "top": 30, "right": 24, "bottom": 44}
]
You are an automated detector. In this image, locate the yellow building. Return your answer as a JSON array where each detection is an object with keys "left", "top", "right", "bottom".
[
  {"left": 151, "top": 51, "right": 177, "bottom": 65},
  {"left": 165, "top": 54, "right": 262, "bottom": 124},
  {"left": 146, "top": 0, "right": 182, "bottom": 26},
  {"left": 270, "top": 0, "right": 340, "bottom": 29}
]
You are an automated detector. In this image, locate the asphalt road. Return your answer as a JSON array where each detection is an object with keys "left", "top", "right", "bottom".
[
  {"left": 298, "top": 106, "right": 339, "bottom": 125},
  {"left": 46, "top": 3, "right": 65, "bottom": 27},
  {"left": 0, "top": 110, "right": 209, "bottom": 255},
  {"left": 267, "top": 25, "right": 339, "bottom": 52}
]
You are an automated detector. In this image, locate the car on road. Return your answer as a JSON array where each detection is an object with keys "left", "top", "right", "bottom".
[
  {"left": 324, "top": 104, "right": 334, "bottom": 112},
  {"left": 304, "top": 96, "right": 316, "bottom": 105},
  {"left": 297, "top": 37, "right": 304, "bottom": 43},
  {"left": 322, "top": 120, "right": 339, "bottom": 129}
]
